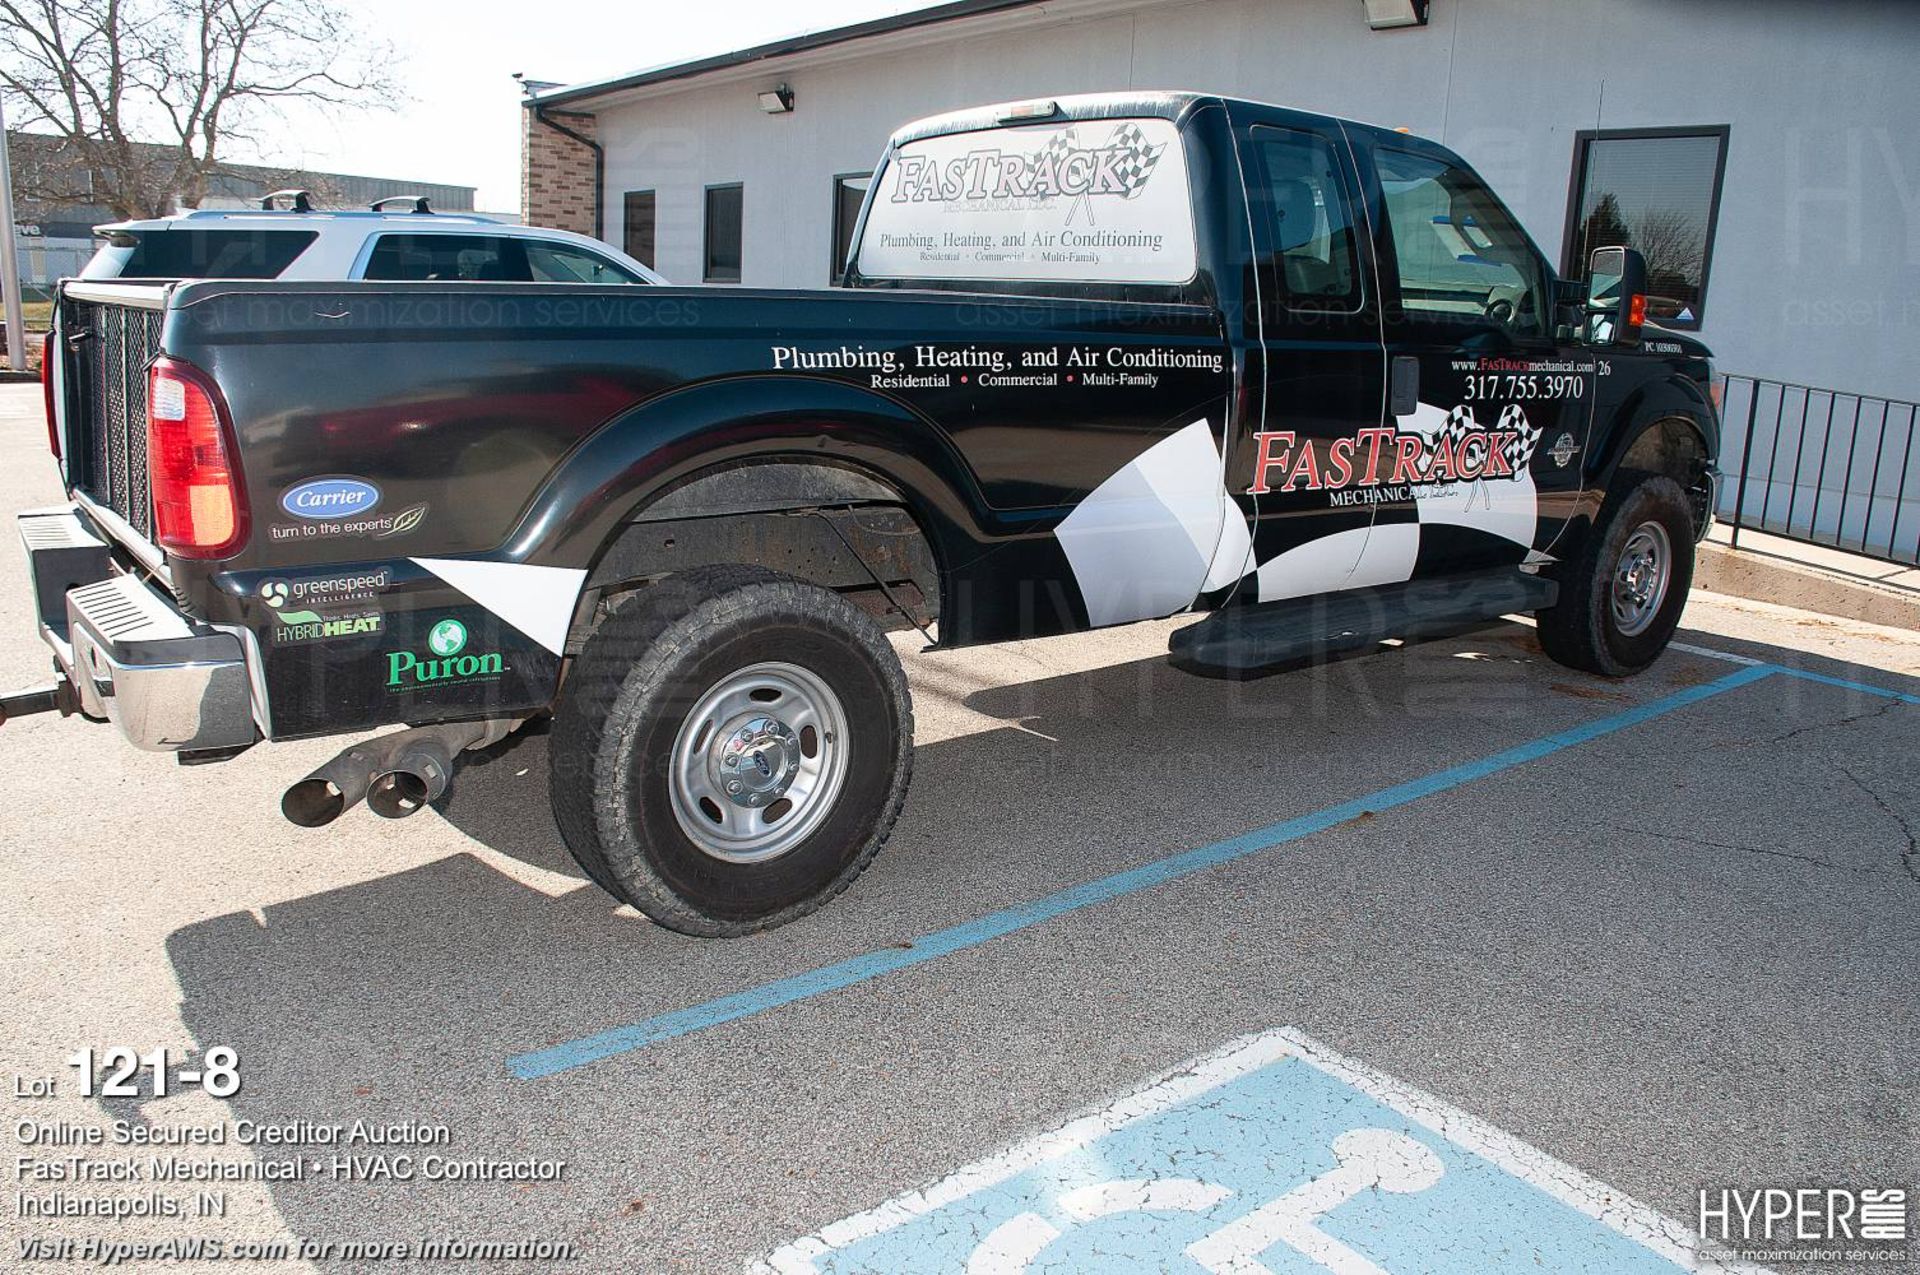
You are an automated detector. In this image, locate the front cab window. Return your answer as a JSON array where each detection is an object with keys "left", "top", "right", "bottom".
[{"left": 1377, "top": 147, "right": 1550, "bottom": 340}]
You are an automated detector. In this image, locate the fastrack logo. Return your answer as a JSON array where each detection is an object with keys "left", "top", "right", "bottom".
[
  {"left": 891, "top": 123, "right": 1166, "bottom": 204},
  {"left": 1250, "top": 405, "right": 1542, "bottom": 496},
  {"left": 1251, "top": 427, "right": 1519, "bottom": 495}
]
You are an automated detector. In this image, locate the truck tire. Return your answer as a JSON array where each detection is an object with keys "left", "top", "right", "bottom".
[
  {"left": 549, "top": 565, "right": 913, "bottom": 936},
  {"left": 1536, "top": 473, "right": 1695, "bottom": 677}
]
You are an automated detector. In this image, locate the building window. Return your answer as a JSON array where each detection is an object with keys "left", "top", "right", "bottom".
[
  {"left": 623, "top": 191, "right": 656, "bottom": 270},
  {"left": 704, "top": 183, "right": 743, "bottom": 283},
  {"left": 1564, "top": 127, "right": 1728, "bottom": 329},
  {"left": 830, "top": 173, "right": 871, "bottom": 283}
]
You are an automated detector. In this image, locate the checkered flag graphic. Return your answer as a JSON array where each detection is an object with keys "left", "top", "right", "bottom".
[
  {"left": 1437, "top": 405, "right": 1476, "bottom": 454},
  {"left": 1106, "top": 122, "right": 1166, "bottom": 198},
  {"left": 1037, "top": 127, "right": 1090, "bottom": 225},
  {"left": 1497, "top": 403, "right": 1542, "bottom": 471},
  {"left": 1038, "top": 126, "right": 1078, "bottom": 174}
]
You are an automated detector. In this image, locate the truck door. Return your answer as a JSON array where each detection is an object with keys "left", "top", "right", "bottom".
[
  {"left": 1230, "top": 117, "right": 1392, "bottom": 603},
  {"left": 1355, "top": 137, "right": 1590, "bottom": 577}
]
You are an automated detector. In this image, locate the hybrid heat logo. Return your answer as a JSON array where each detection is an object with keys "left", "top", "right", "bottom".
[{"left": 890, "top": 123, "right": 1167, "bottom": 205}]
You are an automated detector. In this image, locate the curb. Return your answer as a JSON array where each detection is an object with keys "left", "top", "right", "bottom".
[{"left": 1695, "top": 541, "right": 1920, "bottom": 632}]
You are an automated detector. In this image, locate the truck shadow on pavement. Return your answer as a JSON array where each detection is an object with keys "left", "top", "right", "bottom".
[{"left": 153, "top": 622, "right": 1920, "bottom": 1269}]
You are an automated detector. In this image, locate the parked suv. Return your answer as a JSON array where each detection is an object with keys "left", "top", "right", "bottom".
[{"left": 81, "top": 192, "right": 666, "bottom": 285}]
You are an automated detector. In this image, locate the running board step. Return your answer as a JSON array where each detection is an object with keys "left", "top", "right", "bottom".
[{"left": 1169, "top": 568, "right": 1559, "bottom": 678}]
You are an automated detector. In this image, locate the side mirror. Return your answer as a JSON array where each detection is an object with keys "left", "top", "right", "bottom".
[{"left": 1584, "top": 245, "right": 1648, "bottom": 348}]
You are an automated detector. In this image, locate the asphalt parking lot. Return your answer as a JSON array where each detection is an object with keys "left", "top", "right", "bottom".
[{"left": 2, "top": 379, "right": 1917, "bottom": 1274}]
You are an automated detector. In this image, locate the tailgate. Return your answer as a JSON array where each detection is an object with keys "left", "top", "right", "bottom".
[{"left": 53, "top": 281, "right": 171, "bottom": 560}]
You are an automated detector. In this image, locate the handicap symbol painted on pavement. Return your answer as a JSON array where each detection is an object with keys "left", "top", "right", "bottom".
[{"left": 759, "top": 1029, "right": 1772, "bottom": 1275}]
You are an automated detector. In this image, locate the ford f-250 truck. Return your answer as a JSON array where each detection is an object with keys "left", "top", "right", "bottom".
[{"left": 11, "top": 93, "right": 1719, "bottom": 936}]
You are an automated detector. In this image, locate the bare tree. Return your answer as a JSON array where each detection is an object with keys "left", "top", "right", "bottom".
[
  {"left": 1, "top": 0, "right": 397, "bottom": 219},
  {"left": 1628, "top": 206, "right": 1705, "bottom": 297}
]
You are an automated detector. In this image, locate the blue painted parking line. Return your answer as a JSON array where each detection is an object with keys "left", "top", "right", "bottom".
[
  {"left": 758, "top": 1029, "right": 1773, "bottom": 1275},
  {"left": 1774, "top": 666, "right": 1920, "bottom": 705},
  {"left": 506, "top": 661, "right": 1868, "bottom": 1079}
]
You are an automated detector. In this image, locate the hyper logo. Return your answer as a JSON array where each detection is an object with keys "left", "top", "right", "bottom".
[
  {"left": 280, "top": 476, "right": 380, "bottom": 520},
  {"left": 385, "top": 618, "right": 507, "bottom": 690},
  {"left": 890, "top": 122, "right": 1166, "bottom": 204},
  {"left": 1250, "top": 405, "right": 1541, "bottom": 496}
]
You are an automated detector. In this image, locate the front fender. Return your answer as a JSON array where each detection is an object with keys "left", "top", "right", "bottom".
[{"left": 1593, "top": 371, "right": 1720, "bottom": 487}]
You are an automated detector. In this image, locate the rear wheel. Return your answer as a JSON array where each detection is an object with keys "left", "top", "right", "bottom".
[
  {"left": 550, "top": 565, "right": 913, "bottom": 936},
  {"left": 1536, "top": 473, "right": 1695, "bottom": 677}
]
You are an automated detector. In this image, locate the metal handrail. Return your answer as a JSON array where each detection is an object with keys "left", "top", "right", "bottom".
[{"left": 1720, "top": 373, "right": 1920, "bottom": 568}]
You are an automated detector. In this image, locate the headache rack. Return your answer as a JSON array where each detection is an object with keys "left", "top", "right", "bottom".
[{"left": 58, "top": 283, "right": 170, "bottom": 547}]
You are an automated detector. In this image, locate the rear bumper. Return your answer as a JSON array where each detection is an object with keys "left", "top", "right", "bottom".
[{"left": 18, "top": 505, "right": 257, "bottom": 752}]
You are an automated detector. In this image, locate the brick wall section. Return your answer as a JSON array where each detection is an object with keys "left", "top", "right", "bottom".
[{"left": 520, "top": 107, "right": 599, "bottom": 237}]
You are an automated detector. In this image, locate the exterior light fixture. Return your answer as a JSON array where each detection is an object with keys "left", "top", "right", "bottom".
[
  {"left": 758, "top": 84, "right": 795, "bottom": 114},
  {"left": 1364, "top": 0, "right": 1429, "bottom": 29}
]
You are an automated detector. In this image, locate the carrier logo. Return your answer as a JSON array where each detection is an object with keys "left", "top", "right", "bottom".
[
  {"left": 281, "top": 477, "right": 381, "bottom": 520},
  {"left": 385, "top": 618, "right": 507, "bottom": 690},
  {"left": 891, "top": 122, "right": 1166, "bottom": 205}
]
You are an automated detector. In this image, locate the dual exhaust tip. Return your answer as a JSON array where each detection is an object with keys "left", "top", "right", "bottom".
[{"left": 282, "top": 720, "right": 510, "bottom": 827}]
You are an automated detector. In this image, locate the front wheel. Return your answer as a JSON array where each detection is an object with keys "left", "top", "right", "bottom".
[
  {"left": 550, "top": 565, "right": 913, "bottom": 936},
  {"left": 1536, "top": 474, "right": 1695, "bottom": 677}
]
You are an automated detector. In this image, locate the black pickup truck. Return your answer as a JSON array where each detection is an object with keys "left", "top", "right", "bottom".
[{"left": 14, "top": 92, "right": 1719, "bottom": 935}]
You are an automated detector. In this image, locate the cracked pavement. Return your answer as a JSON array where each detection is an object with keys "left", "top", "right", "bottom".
[{"left": 2, "top": 381, "right": 1917, "bottom": 1273}]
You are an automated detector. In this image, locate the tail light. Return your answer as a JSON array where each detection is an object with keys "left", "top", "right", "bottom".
[
  {"left": 148, "top": 356, "right": 249, "bottom": 558},
  {"left": 40, "top": 334, "right": 58, "bottom": 460}
]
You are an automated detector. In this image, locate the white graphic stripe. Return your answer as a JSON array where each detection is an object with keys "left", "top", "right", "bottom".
[{"left": 411, "top": 558, "right": 587, "bottom": 656}]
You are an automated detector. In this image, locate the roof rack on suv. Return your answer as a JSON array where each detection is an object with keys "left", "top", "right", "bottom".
[
  {"left": 258, "top": 189, "right": 313, "bottom": 212},
  {"left": 369, "top": 195, "right": 434, "bottom": 214}
]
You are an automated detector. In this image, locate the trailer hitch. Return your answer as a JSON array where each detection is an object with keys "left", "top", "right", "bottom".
[{"left": 0, "top": 680, "right": 81, "bottom": 726}]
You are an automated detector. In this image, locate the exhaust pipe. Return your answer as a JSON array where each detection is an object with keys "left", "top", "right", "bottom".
[
  {"left": 282, "top": 719, "right": 516, "bottom": 827},
  {"left": 367, "top": 734, "right": 456, "bottom": 819},
  {"left": 282, "top": 742, "right": 386, "bottom": 827}
]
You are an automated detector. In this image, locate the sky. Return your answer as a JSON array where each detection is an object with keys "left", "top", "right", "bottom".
[{"left": 248, "top": 0, "right": 941, "bottom": 212}]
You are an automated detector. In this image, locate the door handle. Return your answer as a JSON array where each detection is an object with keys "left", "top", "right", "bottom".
[{"left": 1389, "top": 356, "right": 1419, "bottom": 418}]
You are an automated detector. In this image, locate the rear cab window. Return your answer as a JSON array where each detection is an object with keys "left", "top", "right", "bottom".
[
  {"left": 84, "top": 229, "right": 318, "bottom": 279},
  {"left": 853, "top": 115, "right": 1197, "bottom": 290}
]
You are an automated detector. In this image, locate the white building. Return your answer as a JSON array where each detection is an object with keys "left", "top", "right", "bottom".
[{"left": 520, "top": 0, "right": 1919, "bottom": 408}]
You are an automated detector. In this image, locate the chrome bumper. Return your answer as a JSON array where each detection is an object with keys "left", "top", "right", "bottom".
[{"left": 18, "top": 506, "right": 257, "bottom": 752}]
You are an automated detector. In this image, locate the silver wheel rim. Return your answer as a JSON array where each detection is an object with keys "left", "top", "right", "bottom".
[
  {"left": 1611, "top": 520, "right": 1672, "bottom": 638},
  {"left": 668, "top": 661, "right": 849, "bottom": 864}
]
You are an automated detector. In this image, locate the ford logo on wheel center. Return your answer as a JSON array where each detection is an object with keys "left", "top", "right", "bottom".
[{"left": 281, "top": 477, "right": 381, "bottom": 520}]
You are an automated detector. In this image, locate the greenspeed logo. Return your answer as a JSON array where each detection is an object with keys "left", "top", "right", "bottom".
[{"left": 386, "top": 617, "right": 507, "bottom": 690}]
